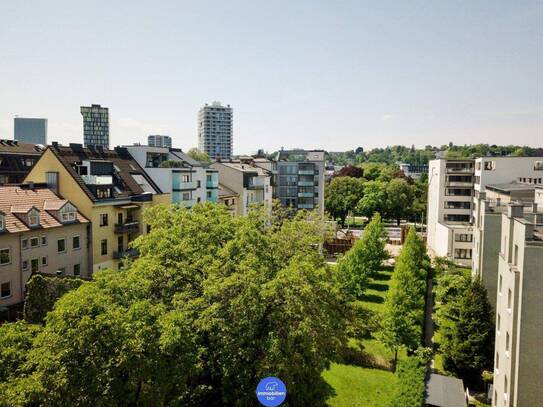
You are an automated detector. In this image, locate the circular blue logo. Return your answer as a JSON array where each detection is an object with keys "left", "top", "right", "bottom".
[{"left": 256, "top": 376, "right": 287, "bottom": 407}]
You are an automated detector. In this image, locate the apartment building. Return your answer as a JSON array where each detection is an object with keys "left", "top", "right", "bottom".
[
  {"left": 0, "top": 140, "right": 44, "bottom": 184},
  {"left": 124, "top": 144, "right": 219, "bottom": 207},
  {"left": 24, "top": 143, "right": 170, "bottom": 272},
  {"left": 218, "top": 184, "right": 239, "bottom": 215},
  {"left": 81, "top": 104, "right": 109, "bottom": 148},
  {"left": 148, "top": 135, "right": 172, "bottom": 148},
  {"left": 197, "top": 102, "right": 233, "bottom": 160},
  {"left": 211, "top": 160, "right": 272, "bottom": 216},
  {"left": 492, "top": 197, "right": 543, "bottom": 407},
  {"left": 427, "top": 159, "right": 475, "bottom": 266},
  {"left": 274, "top": 149, "right": 325, "bottom": 216},
  {"left": 0, "top": 184, "right": 90, "bottom": 309},
  {"left": 14, "top": 117, "right": 48, "bottom": 145}
]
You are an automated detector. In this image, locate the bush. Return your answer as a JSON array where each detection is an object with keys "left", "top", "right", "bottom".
[{"left": 389, "top": 350, "right": 429, "bottom": 407}]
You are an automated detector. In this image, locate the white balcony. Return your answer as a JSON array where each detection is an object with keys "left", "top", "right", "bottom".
[{"left": 81, "top": 175, "right": 113, "bottom": 185}]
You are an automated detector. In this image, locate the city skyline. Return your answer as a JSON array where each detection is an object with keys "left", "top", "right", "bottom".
[{"left": 1, "top": 1, "right": 542, "bottom": 153}]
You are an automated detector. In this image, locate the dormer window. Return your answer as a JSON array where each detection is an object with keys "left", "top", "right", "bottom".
[
  {"left": 59, "top": 203, "right": 77, "bottom": 223},
  {"left": 28, "top": 209, "right": 39, "bottom": 227}
]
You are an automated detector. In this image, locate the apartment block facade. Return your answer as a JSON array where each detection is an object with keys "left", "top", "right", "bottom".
[
  {"left": 492, "top": 199, "right": 543, "bottom": 407},
  {"left": 14, "top": 117, "right": 48, "bottom": 145},
  {"left": 124, "top": 145, "right": 219, "bottom": 207},
  {"left": 273, "top": 150, "right": 325, "bottom": 216},
  {"left": 427, "top": 159, "right": 475, "bottom": 266},
  {"left": 81, "top": 104, "right": 109, "bottom": 148},
  {"left": 211, "top": 160, "right": 272, "bottom": 216},
  {"left": 198, "top": 102, "right": 233, "bottom": 160},
  {"left": 148, "top": 135, "right": 172, "bottom": 148},
  {"left": 0, "top": 185, "right": 90, "bottom": 309},
  {"left": 24, "top": 143, "right": 170, "bottom": 272}
]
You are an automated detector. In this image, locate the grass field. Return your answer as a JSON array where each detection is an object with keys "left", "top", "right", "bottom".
[
  {"left": 324, "top": 266, "right": 401, "bottom": 406},
  {"left": 323, "top": 363, "right": 397, "bottom": 407}
]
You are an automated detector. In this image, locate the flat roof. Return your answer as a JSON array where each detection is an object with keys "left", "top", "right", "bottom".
[
  {"left": 425, "top": 373, "right": 467, "bottom": 407},
  {"left": 486, "top": 181, "right": 535, "bottom": 194}
]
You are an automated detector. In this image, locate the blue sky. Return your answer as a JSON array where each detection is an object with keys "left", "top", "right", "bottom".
[{"left": 1, "top": 1, "right": 542, "bottom": 153}]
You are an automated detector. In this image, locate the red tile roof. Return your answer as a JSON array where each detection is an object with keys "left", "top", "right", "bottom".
[{"left": 0, "top": 186, "right": 88, "bottom": 233}]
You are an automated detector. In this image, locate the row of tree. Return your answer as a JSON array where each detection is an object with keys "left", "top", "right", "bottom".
[
  {"left": 324, "top": 167, "right": 427, "bottom": 226},
  {"left": 434, "top": 259, "right": 494, "bottom": 388},
  {"left": 0, "top": 204, "right": 352, "bottom": 406},
  {"left": 379, "top": 228, "right": 430, "bottom": 369}
]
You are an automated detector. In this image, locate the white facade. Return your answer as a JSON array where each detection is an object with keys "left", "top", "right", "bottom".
[
  {"left": 427, "top": 159, "right": 474, "bottom": 266},
  {"left": 198, "top": 102, "right": 233, "bottom": 160},
  {"left": 124, "top": 145, "right": 219, "bottom": 207},
  {"left": 211, "top": 161, "right": 272, "bottom": 216}
]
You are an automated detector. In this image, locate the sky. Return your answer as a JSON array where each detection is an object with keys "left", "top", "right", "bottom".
[{"left": 1, "top": 1, "right": 542, "bottom": 154}]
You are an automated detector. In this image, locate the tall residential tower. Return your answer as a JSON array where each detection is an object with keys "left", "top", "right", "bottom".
[
  {"left": 81, "top": 104, "right": 109, "bottom": 148},
  {"left": 198, "top": 102, "right": 233, "bottom": 160}
]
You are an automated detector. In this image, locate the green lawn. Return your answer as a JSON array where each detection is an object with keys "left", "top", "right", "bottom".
[
  {"left": 323, "top": 363, "right": 397, "bottom": 407},
  {"left": 324, "top": 267, "right": 402, "bottom": 405}
]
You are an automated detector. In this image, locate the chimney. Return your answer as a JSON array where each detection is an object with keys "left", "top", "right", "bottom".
[{"left": 508, "top": 203, "right": 524, "bottom": 218}]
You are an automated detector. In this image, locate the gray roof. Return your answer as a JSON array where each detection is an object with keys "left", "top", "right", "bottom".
[
  {"left": 425, "top": 374, "right": 467, "bottom": 407},
  {"left": 169, "top": 149, "right": 205, "bottom": 167},
  {"left": 486, "top": 181, "right": 536, "bottom": 194}
]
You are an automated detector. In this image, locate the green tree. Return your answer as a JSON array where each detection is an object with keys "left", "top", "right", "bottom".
[
  {"left": 356, "top": 180, "right": 387, "bottom": 219},
  {"left": 386, "top": 179, "right": 413, "bottom": 225},
  {"left": 389, "top": 351, "right": 428, "bottom": 407},
  {"left": 187, "top": 147, "right": 212, "bottom": 163},
  {"left": 324, "top": 176, "right": 365, "bottom": 226},
  {"left": 380, "top": 228, "right": 428, "bottom": 368},
  {"left": 336, "top": 213, "right": 388, "bottom": 298},
  {"left": 441, "top": 278, "right": 494, "bottom": 387}
]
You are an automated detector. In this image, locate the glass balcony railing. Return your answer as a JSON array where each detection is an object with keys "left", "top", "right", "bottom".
[
  {"left": 298, "top": 169, "right": 315, "bottom": 175},
  {"left": 173, "top": 180, "right": 198, "bottom": 190},
  {"left": 298, "top": 203, "right": 314, "bottom": 209},
  {"left": 298, "top": 181, "right": 314, "bottom": 187},
  {"left": 298, "top": 192, "right": 314, "bottom": 197},
  {"left": 247, "top": 177, "right": 265, "bottom": 189}
]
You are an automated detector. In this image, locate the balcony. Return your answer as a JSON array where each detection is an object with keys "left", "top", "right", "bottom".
[
  {"left": 298, "top": 181, "right": 314, "bottom": 187},
  {"left": 247, "top": 177, "right": 264, "bottom": 190},
  {"left": 206, "top": 180, "right": 218, "bottom": 188},
  {"left": 446, "top": 167, "right": 474, "bottom": 174},
  {"left": 112, "top": 248, "right": 139, "bottom": 260},
  {"left": 174, "top": 181, "right": 198, "bottom": 190},
  {"left": 298, "top": 203, "right": 314, "bottom": 209},
  {"left": 298, "top": 192, "right": 314, "bottom": 198},
  {"left": 178, "top": 199, "right": 197, "bottom": 208},
  {"left": 81, "top": 175, "right": 113, "bottom": 185},
  {"left": 446, "top": 181, "right": 473, "bottom": 187},
  {"left": 114, "top": 221, "right": 139, "bottom": 234},
  {"left": 298, "top": 169, "right": 315, "bottom": 175}
]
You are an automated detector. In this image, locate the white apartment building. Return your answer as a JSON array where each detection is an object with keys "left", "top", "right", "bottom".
[
  {"left": 427, "top": 159, "right": 475, "bottom": 266},
  {"left": 124, "top": 145, "right": 219, "bottom": 207},
  {"left": 211, "top": 160, "right": 272, "bottom": 216},
  {"left": 198, "top": 102, "right": 233, "bottom": 160},
  {"left": 492, "top": 195, "right": 543, "bottom": 407}
]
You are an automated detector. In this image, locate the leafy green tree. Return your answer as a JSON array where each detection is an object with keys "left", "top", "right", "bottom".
[
  {"left": 389, "top": 351, "right": 428, "bottom": 407},
  {"left": 324, "top": 176, "right": 364, "bottom": 226},
  {"left": 187, "top": 147, "right": 212, "bottom": 163},
  {"left": 441, "top": 279, "right": 494, "bottom": 387},
  {"left": 380, "top": 228, "right": 428, "bottom": 368},
  {"left": 336, "top": 213, "right": 388, "bottom": 298},
  {"left": 356, "top": 180, "right": 387, "bottom": 219},
  {"left": 386, "top": 179, "right": 413, "bottom": 225}
]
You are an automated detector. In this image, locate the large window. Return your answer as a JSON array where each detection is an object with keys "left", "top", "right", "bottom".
[
  {"left": 57, "top": 238, "right": 66, "bottom": 253},
  {"left": 0, "top": 248, "right": 10, "bottom": 265},
  {"left": 0, "top": 282, "right": 11, "bottom": 298},
  {"left": 73, "top": 235, "right": 81, "bottom": 250},
  {"left": 28, "top": 209, "right": 39, "bottom": 226},
  {"left": 455, "top": 233, "right": 473, "bottom": 242},
  {"left": 101, "top": 239, "right": 108, "bottom": 255},
  {"left": 100, "top": 214, "right": 108, "bottom": 226},
  {"left": 30, "top": 237, "right": 39, "bottom": 248},
  {"left": 454, "top": 249, "right": 472, "bottom": 259}
]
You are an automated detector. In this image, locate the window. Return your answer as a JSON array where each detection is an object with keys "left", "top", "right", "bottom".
[
  {"left": 28, "top": 209, "right": 39, "bottom": 226},
  {"left": 0, "top": 282, "right": 11, "bottom": 298},
  {"left": 96, "top": 188, "right": 111, "bottom": 199},
  {"left": 41, "top": 256, "right": 47, "bottom": 266},
  {"left": 484, "top": 161, "right": 496, "bottom": 171},
  {"left": 41, "top": 235, "right": 47, "bottom": 246},
  {"left": 57, "top": 238, "right": 66, "bottom": 253},
  {"left": 21, "top": 238, "right": 28, "bottom": 250},
  {"left": 73, "top": 264, "right": 81, "bottom": 276},
  {"left": 0, "top": 214, "right": 4, "bottom": 231},
  {"left": 73, "top": 235, "right": 81, "bottom": 250},
  {"left": 506, "top": 332, "right": 510, "bottom": 352},
  {"left": 101, "top": 239, "right": 107, "bottom": 255},
  {"left": 100, "top": 214, "right": 108, "bottom": 226},
  {"left": 60, "top": 203, "right": 77, "bottom": 223},
  {"left": 30, "top": 237, "right": 39, "bottom": 247},
  {"left": 496, "top": 352, "right": 499, "bottom": 370},
  {"left": 507, "top": 289, "right": 512, "bottom": 310},
  {"left": 22, "top": 260, "right": 28, "bottom": 271},
  {"left": 499, "top": 274, "right": 503, "bottom": 294},
  {"left": 455, "top": 233, "right": 473, "bottom": 242},
  {"left": 31, "top": 258, "right": 39, "bottom": 272},
  {"left": 0, "top": 248, "right": 10, "bottom": 265},
  {"left": 534, "top": 161, "right": 543, "bottom": 171},
  {"left": 513, "top": 244, "right": 519, "bottom": 266},
  {"left": 454, "top": 249, "right": 472, "bottom": 259},
  {"left": 497, "top": 314, "right": 501, "bottom": 332}
]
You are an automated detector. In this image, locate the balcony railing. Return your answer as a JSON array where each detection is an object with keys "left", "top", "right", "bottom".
[
  {"left": 206, "top": 180, "right": 218, "bottom": 188},
  {"left": 81, "top": 175, "right": 113, "bottom": 185},
  {"left": 298, "top": 169, "right": 315, "bottom": 175},
  {"left": 298, "top": 203, "right": 314, "bottom": 209},
  {"left": 446, "top": 167, "right": 474, "bottom": 174},
  {"left": 247, "top": 178, "right": 265, "bottom": 189},
  {"left": 113, "top": 248, "right": 139, "bottom": 260},
  {"left": 298, "top": 181, "right": 314, "bottom": 187},
  {"left": 114, "top": 221, "right": 139, "bottom": 234},
  {"left": 298, "top": 192, "right": 314, "bottom": 198},
  {"left": 446, "top": 181, "right": 473, "bottom": 187},
  {"left": 175, "top": 181, "right": 198, "bottom": 190}
]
